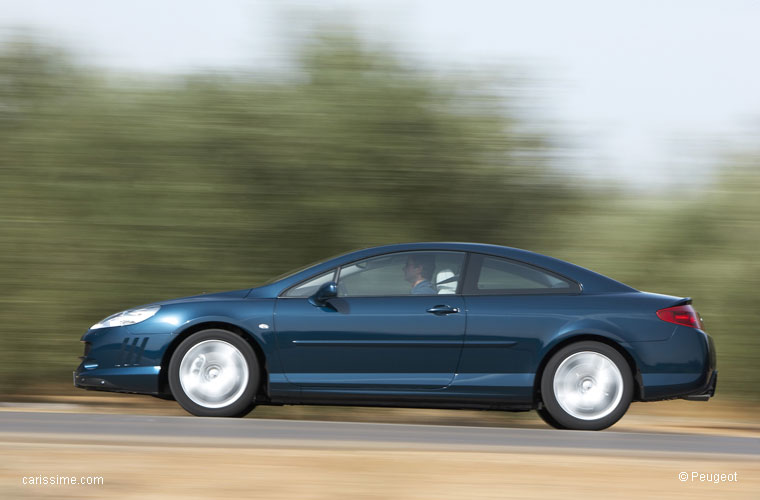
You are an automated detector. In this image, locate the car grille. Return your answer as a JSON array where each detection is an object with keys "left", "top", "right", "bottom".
[{"left": 116, "top": 336, "right": 150, "bottom": 367}]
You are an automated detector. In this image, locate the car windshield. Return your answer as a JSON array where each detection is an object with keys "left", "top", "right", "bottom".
[{"left": 262, "top": 250, "right": 351, "bottom": 284}]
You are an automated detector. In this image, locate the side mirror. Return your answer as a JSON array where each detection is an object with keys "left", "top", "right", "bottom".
[{"left": 309, "top": 281, "right": 338, "bottom": 307}]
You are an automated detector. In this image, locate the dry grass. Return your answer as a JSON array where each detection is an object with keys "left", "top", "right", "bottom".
[{"left": 1, "top": 441, "right": 757, "bottom": 500}]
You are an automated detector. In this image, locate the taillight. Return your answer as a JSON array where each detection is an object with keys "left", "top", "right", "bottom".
[{"left": 657, "top": 304, "right": 704, "bottom": 329}]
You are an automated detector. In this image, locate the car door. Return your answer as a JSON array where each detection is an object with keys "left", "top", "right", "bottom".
[
  {"left": 274, "top": 251, "right": 466, "bottom": 390},
  {"left": 454, "top": 253, "right": 582, "bottom": 399}
]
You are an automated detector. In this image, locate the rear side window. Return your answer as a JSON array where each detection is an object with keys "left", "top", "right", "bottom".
[{"left": 463, "top": 254, "right": 579, "bottom": 295}]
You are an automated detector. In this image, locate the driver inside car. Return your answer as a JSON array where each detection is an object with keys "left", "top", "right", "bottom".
[{"left": 403, "top": 254, "right": 437, "bottom": 295}]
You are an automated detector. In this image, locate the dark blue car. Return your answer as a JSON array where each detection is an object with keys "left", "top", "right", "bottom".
[{"left": 74, "top": 242, "right": 717, "bottom": 430}]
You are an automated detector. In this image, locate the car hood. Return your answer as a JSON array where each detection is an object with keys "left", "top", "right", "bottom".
[{"left": 148, "top": 288, "right": 253, "bottom": 306}]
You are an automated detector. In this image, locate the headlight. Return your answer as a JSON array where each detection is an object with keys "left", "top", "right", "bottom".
[{"left": 91, "top": 306, "right": 160, "bottom": 329}]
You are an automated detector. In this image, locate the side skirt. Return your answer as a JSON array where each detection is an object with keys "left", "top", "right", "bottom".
[{"left": 266, "top": 392, "right": 534, "bottom": 412}]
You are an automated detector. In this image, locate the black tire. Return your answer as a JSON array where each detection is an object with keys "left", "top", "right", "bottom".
[
  {"left": 539, "top": 341, "right": 633, "bottom": 431},
  {"left": 168, "top": 329, "right": 259, "bottom": 417},
  {"left": 536, "top": 406, "right": 566, "bottom": 430}
]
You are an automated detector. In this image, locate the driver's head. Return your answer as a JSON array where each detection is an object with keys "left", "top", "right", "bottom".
[{"left": 403, "top": 254, "right": 435, "bottom": 283}]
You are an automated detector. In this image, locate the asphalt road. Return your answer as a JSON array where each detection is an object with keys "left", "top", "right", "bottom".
[{"left": 1, "top": 411, "right": 758, "bottom": 456}]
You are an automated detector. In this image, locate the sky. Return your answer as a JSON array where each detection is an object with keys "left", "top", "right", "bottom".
[{"left": 1, "top": 0, "right": 759, "bottom": 186}]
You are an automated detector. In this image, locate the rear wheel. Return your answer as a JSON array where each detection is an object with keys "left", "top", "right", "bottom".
[
  {"left": 539, "top": 341, "right": 633, "bottom": 430},
  {"left": 168, "top": 329, "right": 259, "bottom": 417}
]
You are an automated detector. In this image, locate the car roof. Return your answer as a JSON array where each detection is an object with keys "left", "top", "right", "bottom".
[{"left": 249, "top": 242, "right": 636, "bottom": 297}]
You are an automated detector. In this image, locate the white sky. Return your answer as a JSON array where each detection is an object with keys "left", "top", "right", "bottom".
[{"left": 2, "top": 0, "right": 759, "bottom": 186}]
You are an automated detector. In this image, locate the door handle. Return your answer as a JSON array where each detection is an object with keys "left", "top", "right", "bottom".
[{"left": 426, "top": 305, "right": 460, "bottom": 315}]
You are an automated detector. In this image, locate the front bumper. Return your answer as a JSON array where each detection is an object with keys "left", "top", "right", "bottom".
[
  {"left": 74, "top": 364, "right": 163, "bottom": 394},
  {"left": 73, "top": 327, "right": 171, "bottom": 395}
]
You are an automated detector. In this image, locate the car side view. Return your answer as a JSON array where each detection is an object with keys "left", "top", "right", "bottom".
[{"left": 74, "top": 242, "right": 717, "bottom": 430}]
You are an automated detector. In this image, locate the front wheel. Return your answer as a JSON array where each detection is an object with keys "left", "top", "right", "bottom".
[
  {"left": 539, "top": 341, "right": 633, "bottom": 430},
  {"left": 168, "top": 329, "right": 259, "bottom": 417}
]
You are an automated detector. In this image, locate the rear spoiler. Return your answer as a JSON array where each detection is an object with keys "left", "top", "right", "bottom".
[{"left": 672, "top": 297, "right": 692, "bottom": 307}]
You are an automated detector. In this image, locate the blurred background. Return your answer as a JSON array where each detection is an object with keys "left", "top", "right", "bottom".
[{"left": 0, "top": 0, "right": 758, "bottom": 403}]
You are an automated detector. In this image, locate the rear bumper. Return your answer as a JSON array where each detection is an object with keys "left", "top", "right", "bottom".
[
  {"left": 681, "top": 370, "right": 718, "bottom": 401},
  {"left": 635, "top": 329, "right": 717, "bottom": 401}
]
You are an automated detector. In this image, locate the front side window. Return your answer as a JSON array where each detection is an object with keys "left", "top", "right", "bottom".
[
  {"left": 282, "top": 269, "right": 336, "bottom": 297},
  {"left": 464, "top": 254, "right": 579, "bottom": 294},
  {"left": 337, "top": 251, "right": 465, "bottom": 297}
]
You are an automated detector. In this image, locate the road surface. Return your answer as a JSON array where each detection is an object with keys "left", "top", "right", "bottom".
[{"left": 1, "top": 411, "right": 757, "bottom": 455}]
